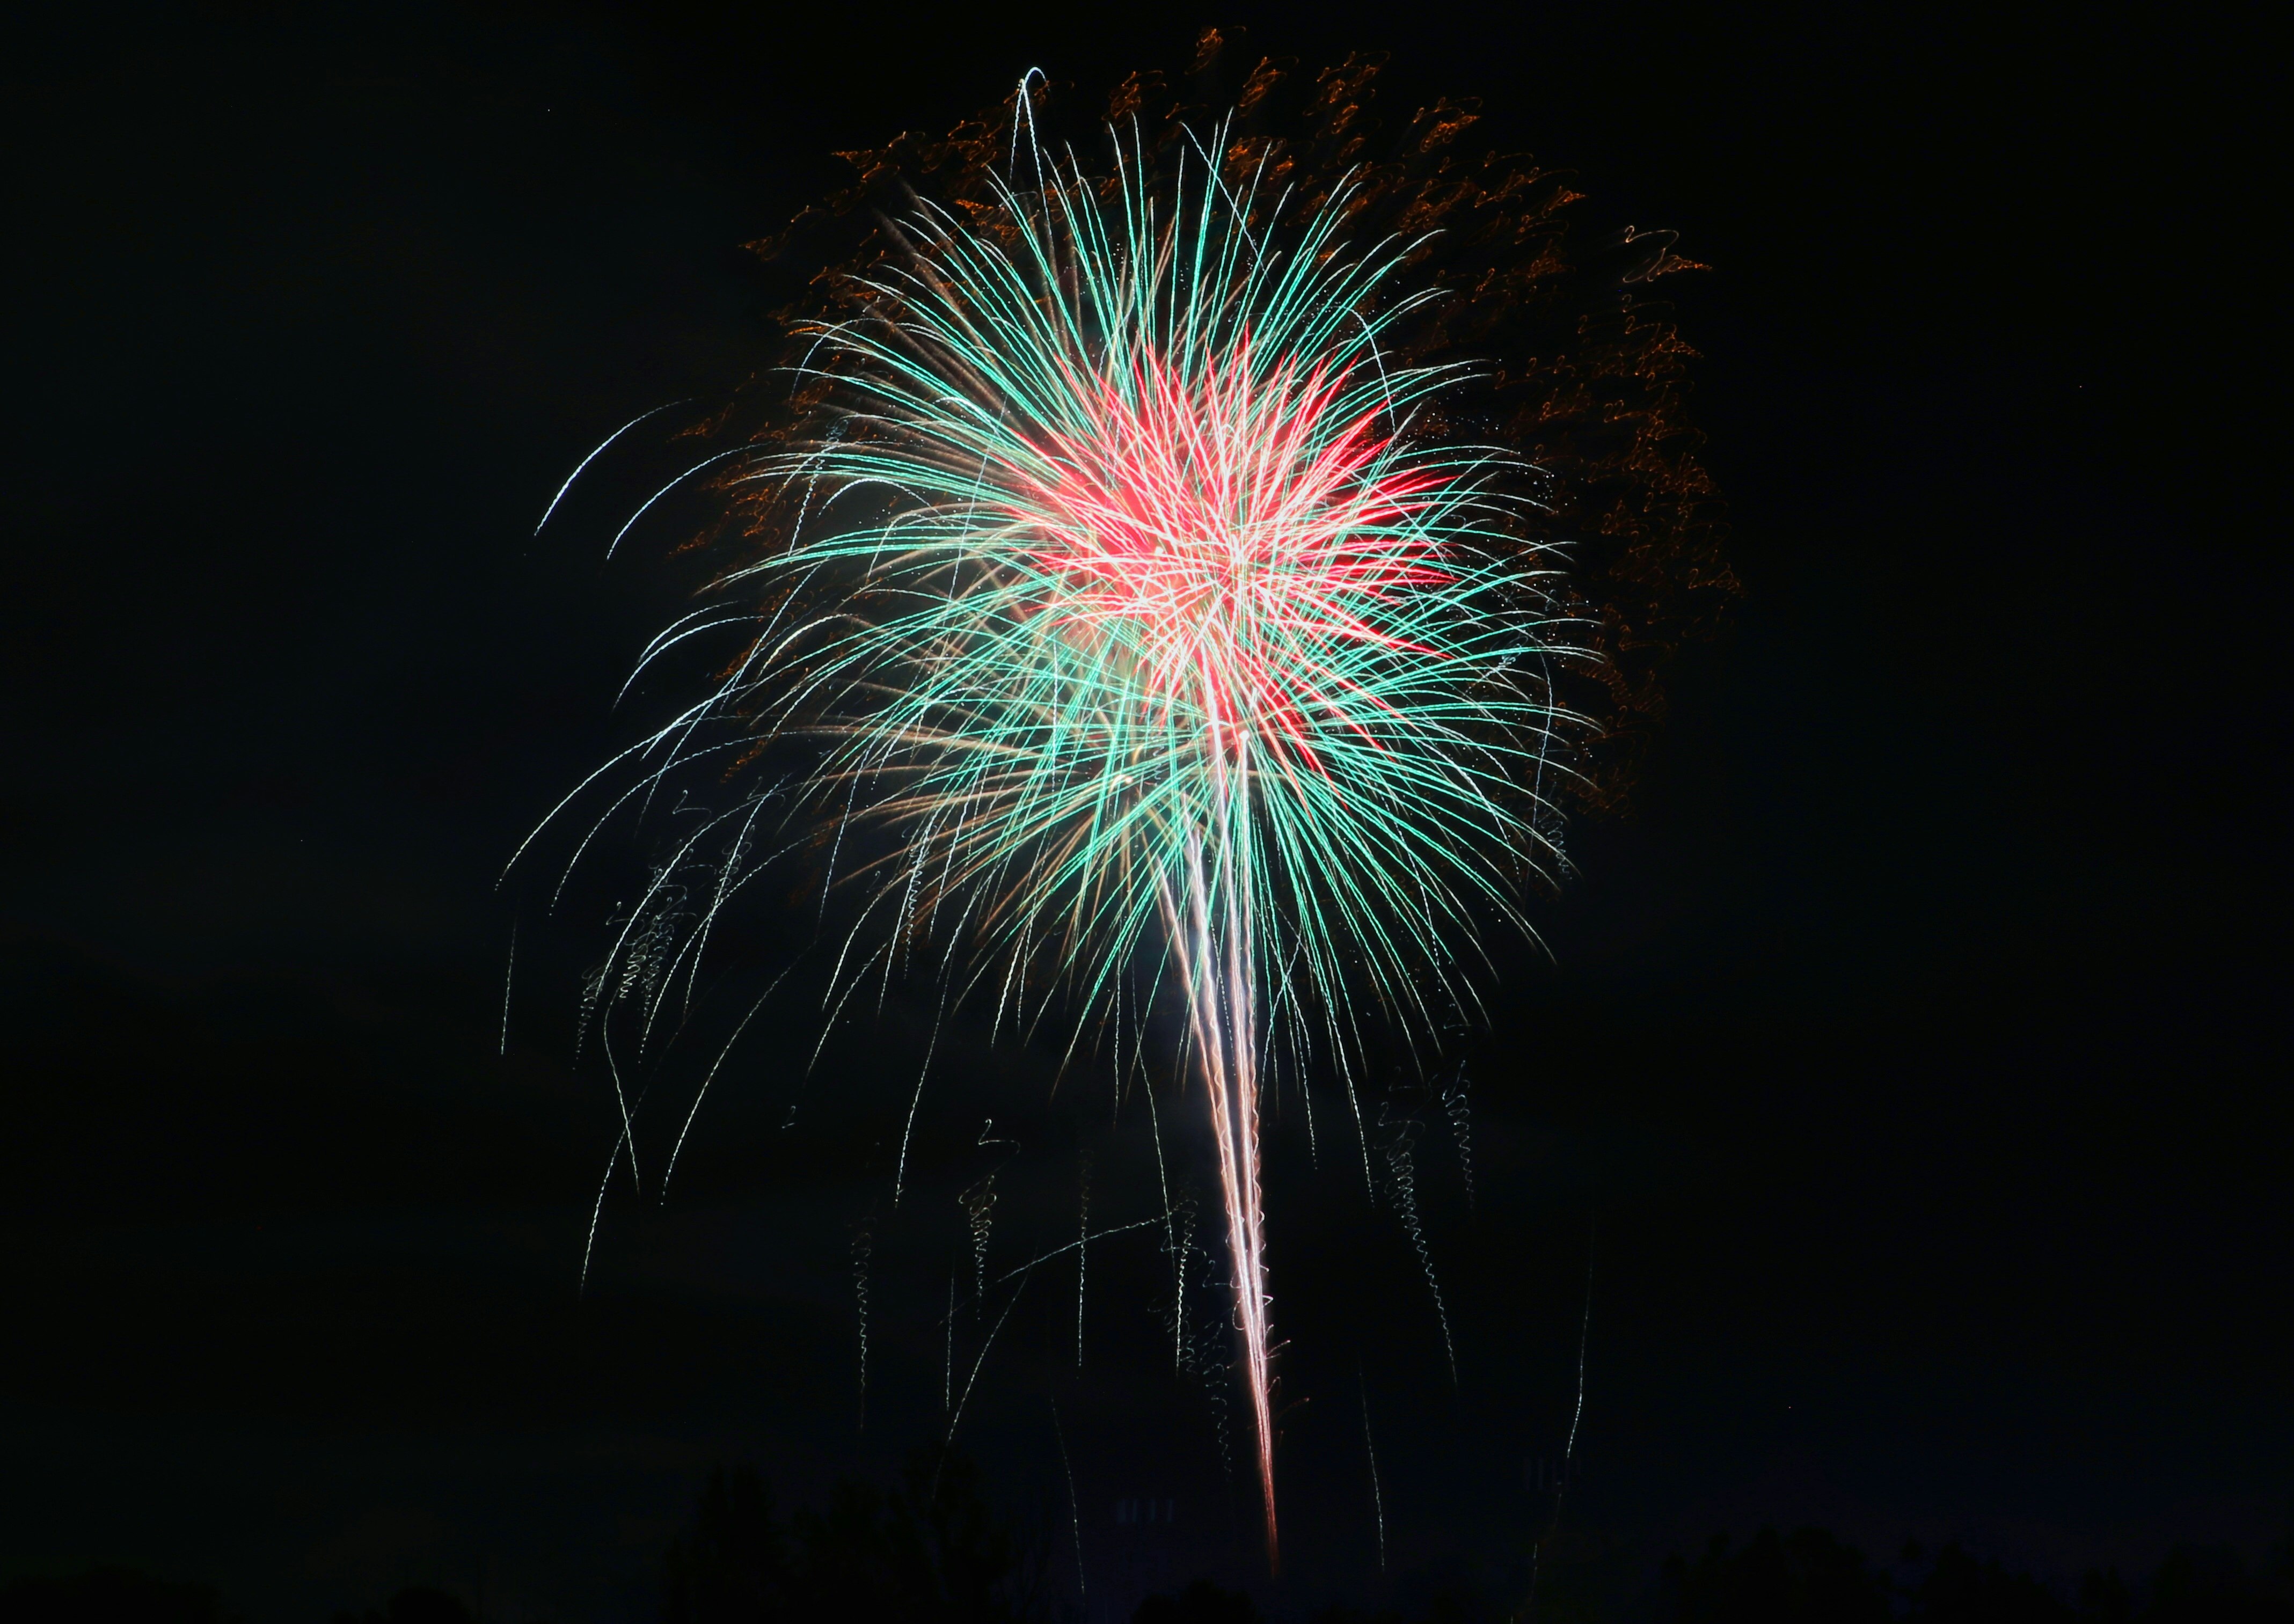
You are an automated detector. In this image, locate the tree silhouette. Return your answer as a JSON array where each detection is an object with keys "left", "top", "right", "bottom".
[
  {"left": 1662, "top": 1529, "right": 1893, "bottom": 1624},
  {"left": 662, "top": 1447, "right": 1040, "bottom": 1624},
  {"left": 1660, "top": 1531, "right": 2294, "bottom": 1624}
]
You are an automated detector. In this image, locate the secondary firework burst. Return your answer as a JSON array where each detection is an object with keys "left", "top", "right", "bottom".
[{"left": 521, "top": 64, "right": 1703, "bottom": 1569}]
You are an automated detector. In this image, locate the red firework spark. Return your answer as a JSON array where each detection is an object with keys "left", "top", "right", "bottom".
[{"left": 1024, "top": 345, "right": 1453, "bottom": 762}]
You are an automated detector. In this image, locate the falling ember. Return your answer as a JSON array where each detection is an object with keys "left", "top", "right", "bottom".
[{"left": 531, "top": 91, "right": 1590, "bottom": 1569}]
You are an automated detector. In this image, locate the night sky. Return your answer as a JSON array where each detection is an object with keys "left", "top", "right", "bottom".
[{"left": 4, "top": 5, "right": 2282, "bottom": 1623}]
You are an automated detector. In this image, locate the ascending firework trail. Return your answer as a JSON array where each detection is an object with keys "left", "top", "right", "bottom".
[{"left": 527, "top": 94, "right": 1587, "bottom": 1568}]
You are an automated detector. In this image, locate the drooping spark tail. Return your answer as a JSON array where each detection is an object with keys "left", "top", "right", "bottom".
[
  {"left": 543, "top": 102, "right": 1583, "bottom": 1566},
  {"left": 1050, "top": 1395, "right": 1086, "bottom": 1605},
  {"left": 1380, "top": 1101, "right": 1458, "bottom": 1384},
  {"left": 1529, "top": 1233, "right": 1596, "bottom": 1622},
  {"left": 1562, "top": 1236, "right": 1594, "bottom": 1493},
  {"left": 1442, "top": 1065, "right": 1475, "bottom": 1207},
  {"left": 533, "top": 400, "right": 689, "bottom": 536},
  {"left": 1075, "top": 1158, "right": 1090, "bottom": 1368},
  {"left": 499, "top": 918, "right": 516, "bottom": 1057},
  {"left": 852, "top": 1218, "right": 873, "bottom": 1430},
  {"left": 1359, "top": 1367, "right": 1386, "bottom": 1572}
]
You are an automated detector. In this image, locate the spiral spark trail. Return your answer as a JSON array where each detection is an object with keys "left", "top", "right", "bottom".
[{"left": 538, "top": 104, "right": 1584, "bottom": 1566}]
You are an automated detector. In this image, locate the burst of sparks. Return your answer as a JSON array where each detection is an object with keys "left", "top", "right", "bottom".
[{"left": 544, "top": 111, "right": 1583, "bottom": 1569}]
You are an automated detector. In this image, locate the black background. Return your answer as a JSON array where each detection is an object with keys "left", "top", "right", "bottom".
[{"left": 3, "top": 4, "right": 2282, "bottom": 1622}]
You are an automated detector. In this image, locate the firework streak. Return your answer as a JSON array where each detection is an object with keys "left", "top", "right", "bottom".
[{"left": 585, "top": 118, "right": 1580, "bottom": 1565}]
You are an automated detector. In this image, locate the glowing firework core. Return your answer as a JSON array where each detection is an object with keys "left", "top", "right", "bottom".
[{"left": 1028, "top": 347, "right": 1446, "bottom": 761}]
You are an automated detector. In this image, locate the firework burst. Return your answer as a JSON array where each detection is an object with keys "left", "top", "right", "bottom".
[{"left": 530, "top": 94, "right": 1601, "bottom": 1569}]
